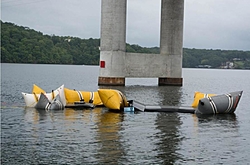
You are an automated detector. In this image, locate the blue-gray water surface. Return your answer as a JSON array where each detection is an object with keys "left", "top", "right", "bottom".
[{"left": 1, "top": 63, "right": 250, "bottom": 164}]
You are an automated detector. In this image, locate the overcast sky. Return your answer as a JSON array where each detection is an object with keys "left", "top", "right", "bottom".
[{"left": 1, "top": 0, "right": 250, "bottom": 50}]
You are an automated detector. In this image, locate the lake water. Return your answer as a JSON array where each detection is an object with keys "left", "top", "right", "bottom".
[{"left": 1, "top": 63, "right": 250, "bottom": 164}]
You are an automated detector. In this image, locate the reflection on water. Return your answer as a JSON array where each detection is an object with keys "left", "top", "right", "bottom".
[
  {"left": 24, "top": 107, "right": 40, "bottom": 124},
  {"left": 23, "top": 107, "right": 125, "bottom": 164},
  {"left": 24, "top": 107, "right": 57, "bottom": 123},
  {"left": 196, "top": 113, "right": 238, "bottom": 124},
  {"left": 154, "top": 86, "right": 182, "bottom": 164},
  {"left": 155, "top": 113, "right": 182, "bottom": 164},
  {"left": 64, "top": 107, "right": 125, "bottom": 164},
  {"left": 99, "top": 85, "right": 184, "bottom": 164},
  {"left": 95, "top": 111, "right": 124, "bottom": 164},
  {"left": 177, "top": 113, "right": 241, "bottom": 164}
]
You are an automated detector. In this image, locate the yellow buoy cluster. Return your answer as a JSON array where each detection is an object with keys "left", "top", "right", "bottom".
[
  {"left": 22, "top": 84, "right": 103, "bottom": 108},
  {"left": 22, "top": 84, "right": 130, "bottom": 110}
]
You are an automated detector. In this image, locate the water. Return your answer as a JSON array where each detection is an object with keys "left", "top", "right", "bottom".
[{"left": 1, "top": 63, "right": 250, "bottom": 164}]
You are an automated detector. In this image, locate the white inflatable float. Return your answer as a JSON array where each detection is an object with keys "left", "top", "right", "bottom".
[{"left": 22, "top": 84, "right": 66, "bottom": 107}]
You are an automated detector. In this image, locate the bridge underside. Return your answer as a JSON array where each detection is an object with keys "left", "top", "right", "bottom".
[{"left": 98, "top": 0, "right": 184, "bottom": 86}]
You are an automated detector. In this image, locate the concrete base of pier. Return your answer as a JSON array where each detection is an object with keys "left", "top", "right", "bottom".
[
  {"left": 98, "top": 77, "right": 125, "bottom": 86},
  {"left": 158, "top": 77, "right": 183, "bottom": 86}
]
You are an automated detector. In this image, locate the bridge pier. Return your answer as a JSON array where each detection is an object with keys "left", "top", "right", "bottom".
[
  {"left": 159, "top": 0, "right": 184, "bottom": 86},
  {"left": 98, "top": 0, "right": 127, "bottom": 86},
  {"left": 98, "top": 0, "right": 184, "bottom": 86}
]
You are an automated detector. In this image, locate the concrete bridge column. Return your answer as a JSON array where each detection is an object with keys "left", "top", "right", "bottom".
[
  {"left": 159, "top": 0, "right": 184, "bottom": 86},
  {"left": 98, "top": 0, "right": 127, "bottom": 86}
]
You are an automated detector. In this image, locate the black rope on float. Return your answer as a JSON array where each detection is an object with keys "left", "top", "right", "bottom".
[
  {"left": 33, "top": 92, "right": 39, "bottom": 102},
  {"left": 76, "top": 90, "right": 85, "bottom": 102},
  {"left": 119, "top": 92, "right": 127, "bottom": 108},
  {"left": 89, "top": 92, "right": 94, "bottom": 103},
  {"left": 52, "top": 90, "right": 55, "bottom": 99}
]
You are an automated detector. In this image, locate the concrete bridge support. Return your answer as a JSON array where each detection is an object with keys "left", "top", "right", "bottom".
[
  {"left": 98, "top": 0, "right": 127, "bottom": 85},
  {"left": 98, "top": 0, "right": 184, "bottom": 86},
  {"left": 159, "top": 0, "right": 184, "bottom": 86}
]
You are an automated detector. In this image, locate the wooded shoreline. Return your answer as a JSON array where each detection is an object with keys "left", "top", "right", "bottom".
[{"left": 1, "top": 21, "right": 250, "bottom": 69}]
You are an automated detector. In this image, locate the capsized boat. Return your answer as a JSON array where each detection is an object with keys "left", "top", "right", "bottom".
[
  {"left": 98, "top": 89, "right": 129, "bottom": 110},
  {"left": 196, "top": 91, "right": 243, "bottom": 114}
]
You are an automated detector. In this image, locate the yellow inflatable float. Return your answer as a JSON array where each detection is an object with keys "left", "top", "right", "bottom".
[
  {"left": 191, "top": 91, "right": 216, "bottom": 108},
  {"left": 98, "top": 89, "right": 129, "bottom": 110},
  {"left": 64, "top": 88, "right": 103, "bottom": 106}
]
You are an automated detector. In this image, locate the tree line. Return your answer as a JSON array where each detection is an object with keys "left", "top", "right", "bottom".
[{"left": 1, "top": 21, "right": 250, "bottom": 68}]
